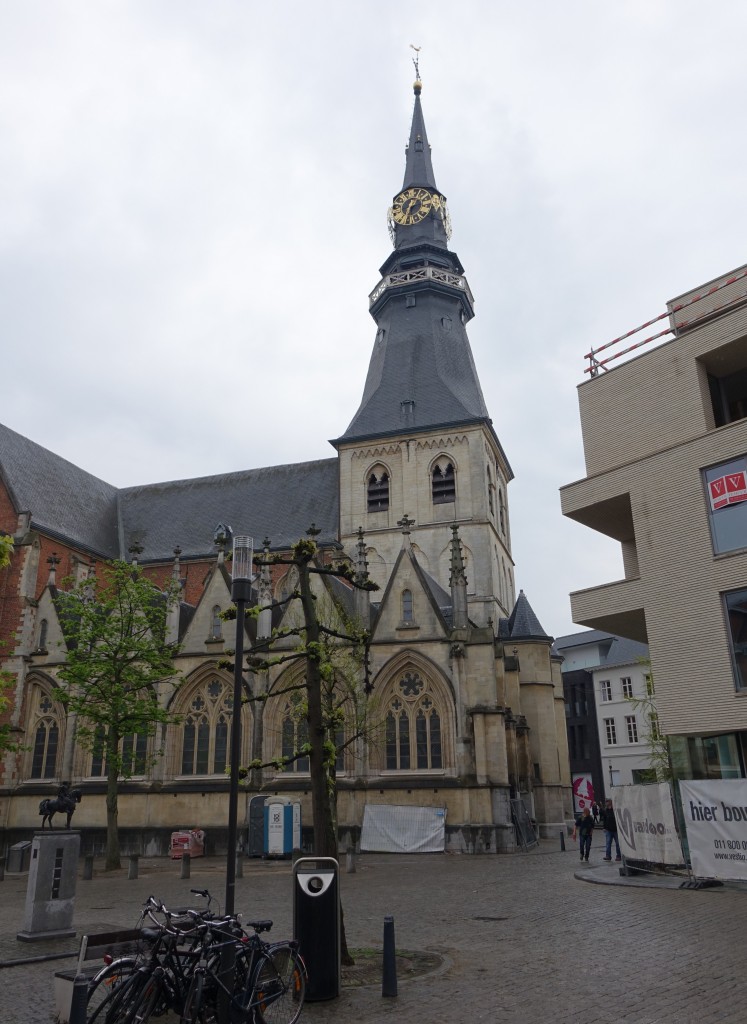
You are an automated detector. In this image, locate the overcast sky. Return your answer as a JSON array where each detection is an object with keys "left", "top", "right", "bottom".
[{"left": 2, "top": 2, "right": 746, "bottom": 638}]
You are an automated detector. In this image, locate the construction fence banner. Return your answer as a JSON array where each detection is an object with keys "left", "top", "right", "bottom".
[
  {"left": 613, "top": 783, "right": 685, "bottom": 866},
  {"left": 360, "top": 804, "right": 446, "bottom": 854},
  {"left": 679, "top": 779, "right": 747, "bottom": 881}
]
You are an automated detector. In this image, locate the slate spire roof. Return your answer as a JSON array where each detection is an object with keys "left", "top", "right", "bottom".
[
  {"left": 334, "top": 79, "right": 509, "bottom": 472},
  {"left": 501, "top": 590, "right": 551, "bottom": 642},
  {"left": 402, "top": 80, "right": 438, "bottom": 191}
]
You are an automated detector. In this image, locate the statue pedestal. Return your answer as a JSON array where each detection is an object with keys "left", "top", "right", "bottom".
[{"left": 17, "top": 831, "right": 80, "bottom": 942}]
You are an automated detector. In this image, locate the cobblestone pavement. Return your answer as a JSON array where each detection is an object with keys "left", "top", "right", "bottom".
[{"left": 1, "top": 843, "right": 745, "bottom": 1023}]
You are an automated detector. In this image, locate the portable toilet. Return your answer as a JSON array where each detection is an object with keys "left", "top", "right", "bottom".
[{"left": 264, "top": 796, "right": 301, "bottom": 857}]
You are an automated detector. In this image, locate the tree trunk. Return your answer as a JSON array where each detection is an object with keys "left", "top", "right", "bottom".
[
  {"left": 297, "top": 559, "right": 354, "bottom": 963},
  {"left": 105, "top": 734, "right": 121, "bottom": 870}
]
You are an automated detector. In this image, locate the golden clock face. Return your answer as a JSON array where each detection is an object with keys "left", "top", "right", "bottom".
[{"left": 391, "top": 187, "right": 433, "bottom": 225}]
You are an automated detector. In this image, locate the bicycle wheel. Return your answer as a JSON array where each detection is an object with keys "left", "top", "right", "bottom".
[
  {"left": 252, "top": 946, "right": 305, "bottom": 1024},
  {"left": 101, "top": 969, "right": 163, "bottom": 1024},
  {"left": 87, "top": 958, "right": 138, "bottom": 1023}
]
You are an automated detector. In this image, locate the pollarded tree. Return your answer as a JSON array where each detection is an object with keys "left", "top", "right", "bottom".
[
  {"left": 54, "top": 560, "right": 181, "bottom": 869},
  {"left": 223, "top": 530, "right": 376, "bottom": 963}
]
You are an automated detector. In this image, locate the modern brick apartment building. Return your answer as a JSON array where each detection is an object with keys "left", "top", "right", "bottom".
[{"left": 561, "top": 264, "right": 747, "bottom": 780}]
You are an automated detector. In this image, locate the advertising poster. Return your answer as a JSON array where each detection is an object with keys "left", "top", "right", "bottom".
[
  {"left": 679, "top": 779, "right": 747, "bottom": 881},
  {"left": 613, "top": 783, "right": 684, "bottom": 865},
  {"left": 572, "top": 774, "right": 594, "bottom": 814}
]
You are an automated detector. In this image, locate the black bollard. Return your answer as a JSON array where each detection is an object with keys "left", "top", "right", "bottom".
[
  {"left": 560, "top": 830, "right": 566, "bottom": 852},
  {"left": 382, "top": 916, "right": 397, "bottom": 998},
  {"left": 83, "top": 854, "right": 94, "bottom": 880},
  {"left": 181, "top": 852, "right": 191, "bottom": 880},
  {"left": 128, "top": 854, "right": 139, "bottom": 880},
  {"left": 69, "top": 974, "right": 89, "bottom": 1024}
]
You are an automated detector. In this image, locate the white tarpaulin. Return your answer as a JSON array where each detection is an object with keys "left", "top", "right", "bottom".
[
  {"left": 613, "top": 783, "right": 684, "bottom": 865},
  {"left": 680, "top": 779, "right": 747, "bottom": 881},
  {"left": 360, "top": 804, "right": 446, "bottom": 853}
]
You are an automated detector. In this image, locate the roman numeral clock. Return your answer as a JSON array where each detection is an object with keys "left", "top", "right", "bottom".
[{"left": 387, "top": 186, "right": 452, "bottom": 243}]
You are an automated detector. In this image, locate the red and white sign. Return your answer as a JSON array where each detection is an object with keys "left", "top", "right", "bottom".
[
  {"left": 709, "top": 471, "right": 747, "bottom": 511},
  {"left": 572, "top": 774, "right": 594, "bottom": 814}
]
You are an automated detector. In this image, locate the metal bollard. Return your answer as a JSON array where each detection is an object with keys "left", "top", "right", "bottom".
[
  {"left": 181, "top": 852, "right": 191, "bottom": 880},
  {"left": 69, "top": 974, "right": 90, "bottom": 1024},
  {"left": 382, "top": 916, "right": 397, "bottom": 998},
  {"left": 346, "top": 846, "right": 356, "bottom": 874},
  {"left": 83, "top": 854, "right": 94, "bottom": 880},
  {"left": 560, "top": 830, "right": 566, "bottom": 852},
  {"left": 128, "top": 854, "right": 139, "bottom": 880}
]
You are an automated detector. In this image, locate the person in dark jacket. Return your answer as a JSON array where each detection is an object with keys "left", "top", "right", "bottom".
[
  {"left": 602, "top": 798, "right": 622, "bottom": 861},
  {"left": 573, "top": 807, "right": 595, "bottom": 862}
]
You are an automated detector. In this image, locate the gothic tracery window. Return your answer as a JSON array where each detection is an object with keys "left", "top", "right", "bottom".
[
  {"left": 281, "top": 692, "right": 310, "bottom": 772},
  {"left": 384, "top": 671, "right": 443, "bottom": 771},
  {"left": 180, "top": 677, "right": 235, "bottom": 775},
  {"left": 28, "top": 685, "right": 61, "bottom": 779}
]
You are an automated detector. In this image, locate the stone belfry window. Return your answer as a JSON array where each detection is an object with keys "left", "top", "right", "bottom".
[
  {"left": 432, "top": 460, "right": 455, "bottom": 504},
  {"left": 367, "top": 469, "right": 390, "bottom": 512}
]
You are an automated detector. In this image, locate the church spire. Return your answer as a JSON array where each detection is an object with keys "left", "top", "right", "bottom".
[{"left": 402, "top": 77, "right": 438, "bottom": 192}]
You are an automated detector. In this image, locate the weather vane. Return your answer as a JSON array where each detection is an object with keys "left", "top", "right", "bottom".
[{"left": 410, "top": 43, "right": 421, "bottom": 80}]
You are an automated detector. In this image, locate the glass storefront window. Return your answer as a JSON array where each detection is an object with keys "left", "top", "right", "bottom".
[{"left": 725, "top": 588, "right": 747, "bottom": 690}]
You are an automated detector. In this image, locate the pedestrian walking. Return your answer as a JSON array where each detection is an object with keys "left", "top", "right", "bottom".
[
  {"left": 591, "top": 800, "right": 600, "bottom": 824},
  {"left": 572, "top": 807, "right": 595, "bottom": 862},
  {"left": 602, "top": 798, "right": 622, "bottom": 861}
]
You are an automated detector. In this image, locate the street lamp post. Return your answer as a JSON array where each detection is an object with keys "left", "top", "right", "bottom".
[{"left": 226, "top": 535, "right": 253, "bottom": 916}]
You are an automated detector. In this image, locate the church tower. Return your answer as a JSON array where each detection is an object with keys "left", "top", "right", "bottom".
[{"left": 333, "top": 75, "right": 515, "bottom": 625}]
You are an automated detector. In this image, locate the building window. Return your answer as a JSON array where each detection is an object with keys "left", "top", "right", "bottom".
[
  {"left": 180, "top": 677, "right": 235, "bottom": 775},
  {"left": 367, "top": 469, "right": 390, "bottom": 512},
  {"left": 704, "top": 456, "right": 747, "bottom": 554},
  {"left": 499, "top": 489, "right": 506, "bottom": 535},
  {"left": 650, "top": 713, "right": 661, "bottom": 741},
  {"left": 432, "top": 461, "right": 455, "bottom": 504},
  {"left": 645, "top": 673, "right": 655, "bottom": 696},
  {"left": 599, "top": 679, "right": 611, "bottom": 702},
  {"left": 487, "top": 467, "right": 495, "bottom": 517},
  {"left": 384, "top": 671, "right": 443, "bottom": 770},
  {"left": 37, "top": 618, "right": 48, "bottom": 652},
  {"left": 401, "top": 589, "right": 414, "bottom": 623},
  {"left": 281, "top": 702, "right": 310, "bottom": 773},
  {"left": 27, "top": 686, "right": 61, "bottom": 780},
  {"left": 210, "top": 605, "right": 223, "bottom": 641},
  {"left": 604, "top": 718, "right": 617, "bottom": 745},
  {"left": 725, "top": 588, "right": 747, "bottom": 690},
  {"left": 91, "top": 730, "right": 148, "bottom": 776},
  {"left": 621, "top": 677, "right": 633, "bottom": 699},
  {"left": 31, "top": 719, "right": 59, "bottom": 779},
  {"left": 625, "top": 715, "right": 639, "bottom": 743}
]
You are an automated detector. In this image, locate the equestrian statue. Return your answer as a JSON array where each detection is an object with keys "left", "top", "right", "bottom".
[{"left": 39, "top": 781, "right": 82, "bottom": 829}]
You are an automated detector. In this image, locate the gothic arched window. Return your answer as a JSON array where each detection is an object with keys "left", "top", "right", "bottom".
[
  {"left": 90, "top": 729, "right": 148, "bottom": 777},
  {"left": 281, "top": 694, "right": 310, "bottom": 772},
  {"left": 432, "top": 460, "right": 455, "bottom": 504},
  {"left": 487, "top": 467, "right": 495, "bottom": 517},
  {"left": 401, "top": 589, "right": 414, "bottom": 623},
  {"left": 28, "top": 685, "right": 61, "bottom": 779},
  {"left": 367, "top": 468, "right": 390, "bottom": 512},
  {"left": 180, "top": 677, "right": 235, "bottom": 775},
  {"left": 499, "top": 489, "right": 506, "bottom": 535},
  {"left": 38, "top": 618, "right": 48, "bottom": 651},
  {"left": 384, "top": 671, "right": 444, "bottom": 771},
  {"left": 210, "top": 605, "right": 223, "bottom": 641}
]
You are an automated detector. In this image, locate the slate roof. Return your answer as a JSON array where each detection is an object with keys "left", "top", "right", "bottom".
[
  {"left": 0, "top": 422, "right": 119, "bottom": 556},
  {"left": 500, "top": 590, "right": 550, "bottom": 642},
  {"left": 118, "top": 459, "right": 340, "bottom": 561},
  {"left": 553, "top": 629, "right": 649, "bottom": 670},
  {"left": 0, "top": 421, "right": 340, "bottom": 563}
]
